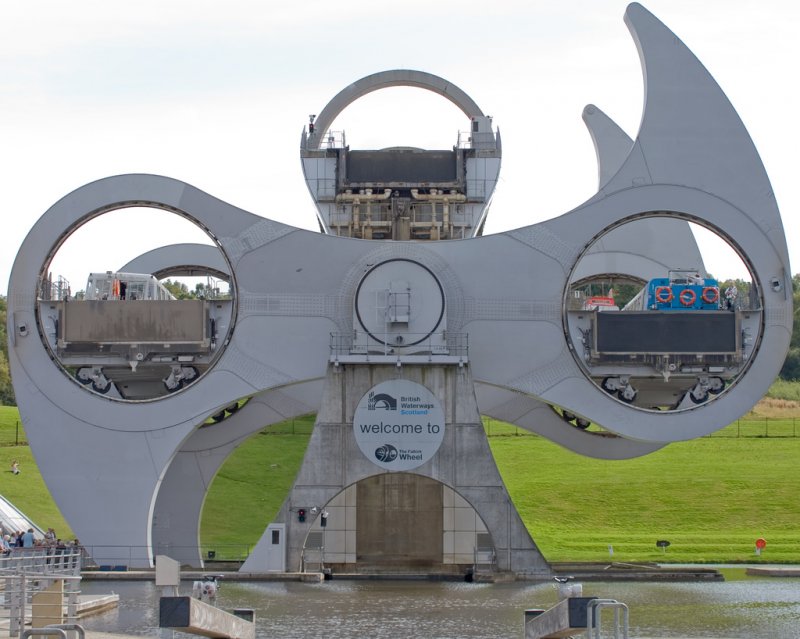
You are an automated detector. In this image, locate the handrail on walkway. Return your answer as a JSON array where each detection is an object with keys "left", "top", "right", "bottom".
[
  {"left": 0, "top": 547, "right": 83, "bottom": 576},
  {"left": 21, "top": 629, "right": 67, "bottom": 639},
  {"left": 45, "top": 624, "right": 85, "bottom": 639}
]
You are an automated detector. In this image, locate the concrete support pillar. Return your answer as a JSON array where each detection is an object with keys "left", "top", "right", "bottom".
[
  {"left": 32, "top": 579, "right": 65, "bottom": 631},
  {"left": 255, "top": 362, "right": 550, "bottom": 578}
]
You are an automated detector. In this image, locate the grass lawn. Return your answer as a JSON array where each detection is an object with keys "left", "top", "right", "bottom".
[
  {"left": 0, "top": 406, "right": 73, "bottom": 538},
  {"left": 199, "top": 416, "right": 314, "bottom": 558},
  {"left": 0, "top": 405, "right": 26, "bottom": 446},
  {"left": 1, "top": 400, "right": 799, "bottom": 564},
  {"left": 488, "top": 429, "right": 800, "bottom": 563}
]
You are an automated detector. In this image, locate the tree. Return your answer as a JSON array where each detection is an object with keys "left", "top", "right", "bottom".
[
  {"left": 162, "top": 279, "right": 195, "bottom": 300},
  {"left": 779, "top": 274, "right": 800, "bottom": 380},
  {"left": 790, "top": 274, "right": 800, "bottom": 350},
  {"left": 717, "top": 278, "right": 753, "bottom": 310},
  {"left": 0, "top": 295, "right": 15, "bottom": 405},
  {"left": 609, "top": 283, "right": 640, "bottom": 309},
  {"left": 0, "top": 350, "right": 12, "bottom": 405}
]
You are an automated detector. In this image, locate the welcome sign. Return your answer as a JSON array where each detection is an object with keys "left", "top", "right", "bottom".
[{"left": 353, "top": 379, "right": 445, "bottom": 470}]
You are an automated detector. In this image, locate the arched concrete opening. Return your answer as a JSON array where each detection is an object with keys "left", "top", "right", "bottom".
[
  {"left": 304, "top": 69, "right": 484, "bottom": 151},
  {"left": 300, "top": 474, "right": 493, "bottom": 575}
]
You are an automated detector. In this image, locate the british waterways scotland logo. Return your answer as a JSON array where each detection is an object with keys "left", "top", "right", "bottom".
[{"left": 367, "top": 391, "right": 397, "bottom": 410}]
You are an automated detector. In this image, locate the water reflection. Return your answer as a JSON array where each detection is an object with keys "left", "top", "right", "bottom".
[{"left": 79, "top": 578, "right": 800, "bottom": 638}]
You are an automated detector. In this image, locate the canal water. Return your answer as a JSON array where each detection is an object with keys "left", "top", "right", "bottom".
[{"left": 78, "top": 575, "right": 800, "bottom": 638}]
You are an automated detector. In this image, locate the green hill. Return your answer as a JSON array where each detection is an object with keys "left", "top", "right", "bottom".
[
  {"left": 2, "top": 404, "right": 798, "bottom": 564},
  {"left": 0, "top": 406, "right": 75, "bottom": 538}
]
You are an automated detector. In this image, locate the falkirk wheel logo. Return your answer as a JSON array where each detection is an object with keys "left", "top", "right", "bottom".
[
  {"left": 354, "top": 380, "right": 445, "bottom": 471},
  {"left": 375, "top": 444, "right": 398, "bottom": 463}
]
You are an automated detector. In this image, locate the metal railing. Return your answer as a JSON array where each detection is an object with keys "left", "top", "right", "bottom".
[
  {"left": 80, "top": 544, "right": 251, "bottom": 569},
  {"left": 456, "top": 130, "right": 498, "bottom": 150},
  {"left": 706, "top": 417, "right": 800, "bottom": 438},
  {"left": 472, "top": 546, "right": 496, "bottom": 576},
  {"left": 322, "top": 130, "right": 345, "bottom": 148},
  {"left": 39, "top": 276, "right": 71, "bottom": 302},
  {"left": 0, "top": 549, "right": 82, "bottom": 577},
  {"left": 0, "top": 548, "right": 83, "bottom": 638},
  {"left": 330, "top": 331, "right": 468, "bottom": 361},
  {"left": 482, "top": 417, "right": 800, "bottom": 439},
  {"left": 585, "top": 598, "right": 629, "bottom": 639},
  {"left": 300, "top": 546, "right": 324, "bottom": 573}
]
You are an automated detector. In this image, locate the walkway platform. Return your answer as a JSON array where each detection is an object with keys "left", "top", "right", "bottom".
[
  {"left": 552, "top": 562, "right": 723, "bottom": 581},
  {"left": 745, "top": 566, "right": 800, "bottom": 577},
  {"left": 83, "top": 570, "right": 324, "bottom": 582},
  {"left": 77, "top": 593, "right": 120, "bottom": 616},
  {"left": 0, "top": 594, "right": 119, "bottom": 633},
  {"left": 81, "top": 564, "right": 728, "bottom": 582}
]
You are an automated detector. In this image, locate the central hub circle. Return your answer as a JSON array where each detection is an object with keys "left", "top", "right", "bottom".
[{"left": 354, "top": 258, "right": 445, "bottom": 347}]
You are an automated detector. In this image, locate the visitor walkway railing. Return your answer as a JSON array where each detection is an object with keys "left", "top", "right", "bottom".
[
  {"left": 0, "top": 548, "right": 83, "bottom": 638},
  {"left": 72, "top": 544, "right": 251, "bottom": 570},
  {"left": 329, "top": 331, "right": 468, "bottom": 364},
  {"left": 0, "top": 548, "right": 82, "bottom": 577}
]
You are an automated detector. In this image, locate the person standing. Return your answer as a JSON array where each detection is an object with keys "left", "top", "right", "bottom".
[
  {"left": 21, "top": 528, "right": 35, "bottom": 548},
  {"left": 724, "top": 284, "right": 738, "bottom": 311},
  {"left": 54, "top": 539, "right": 67, "bottom": 567}
]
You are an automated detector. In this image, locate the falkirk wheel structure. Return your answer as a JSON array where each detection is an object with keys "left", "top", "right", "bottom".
[{"left": 6, "top": 4, "right": 792, "bottom": 575}]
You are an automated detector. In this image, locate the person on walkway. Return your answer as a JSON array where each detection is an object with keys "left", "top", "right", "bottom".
[
  {"left": 54, "top": 539, "right": 67, "bottom": 567},
  {"left": 724, "top": 284, "right": 738, "bottom": 310},
  {"left": 68, "top": 538, "right": 84, "bottom": 569},
  {"left": 21, "top": 528, "right": 35, "bottom": 548}
]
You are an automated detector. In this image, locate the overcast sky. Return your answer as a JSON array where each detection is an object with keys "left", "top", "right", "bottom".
[{"left": 2, "top": 0, "right": 797, "bottom": 295}]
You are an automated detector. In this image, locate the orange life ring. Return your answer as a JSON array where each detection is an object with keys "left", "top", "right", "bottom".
[
  {"left": 679, "top": 288, "right": 697, "bottom": 306},
  {"left": 702, "top": 287, "right": 719, "bottom": 304},
  {"left": 655, "top": 286, "right": 673, "bottom": 304}
]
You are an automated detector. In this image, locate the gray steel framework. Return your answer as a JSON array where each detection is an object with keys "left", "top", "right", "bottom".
[{"left": 6, "top": 4, "right": 791, "bottom": 567}]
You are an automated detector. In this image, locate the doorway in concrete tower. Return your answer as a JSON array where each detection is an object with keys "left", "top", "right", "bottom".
[{"left": 301, "top": 474, "right": 494, "bottom": 576}]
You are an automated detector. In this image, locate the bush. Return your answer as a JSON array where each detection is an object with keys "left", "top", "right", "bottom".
[{"left": 780, "top": 349, "right": 800, "bottom": 382}]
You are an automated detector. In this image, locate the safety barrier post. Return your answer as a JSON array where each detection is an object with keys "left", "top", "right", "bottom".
[{"left": 586, "top": 598, "right": 629, "bottom": 639}]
